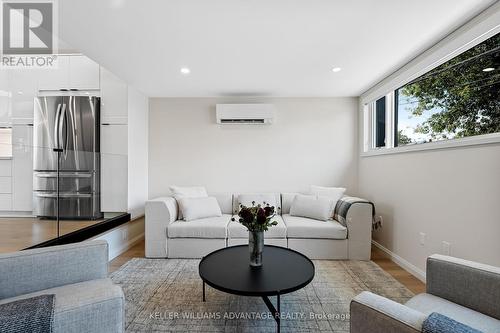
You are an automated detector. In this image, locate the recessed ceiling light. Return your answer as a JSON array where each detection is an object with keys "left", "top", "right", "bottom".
[
  {"left": 332, "top": 67, "right": 342, "bottom": 73},
  {"left": 482, "top": 67, "right": 495, "bottom": 72},
  {"left": 180, "top": 67, "right": 191, "bottom": 75}
]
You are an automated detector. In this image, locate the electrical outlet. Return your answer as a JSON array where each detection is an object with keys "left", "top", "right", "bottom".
[
  {"left": 442, "top": 241, "right": 451, "bottom": 255},
  {"left": 122, "top": 229, "right": 128, "bottom": 241},
  {"left": 419, "top": 232, "right": 426, "bottom": 246}
]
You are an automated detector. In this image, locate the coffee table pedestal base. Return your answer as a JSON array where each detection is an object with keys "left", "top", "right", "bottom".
[
  {"left": 202, "top": 281, "right": 282, "bottom": 333},
  {"left": 262, "top": 293, "right": 281, "bottom": 333}
]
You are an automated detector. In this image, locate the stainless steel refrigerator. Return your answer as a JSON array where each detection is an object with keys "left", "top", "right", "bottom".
[{"left": 33, "top": 94, "right": 103, "bottom": 219}]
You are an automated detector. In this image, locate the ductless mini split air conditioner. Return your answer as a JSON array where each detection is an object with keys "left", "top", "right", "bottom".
[{"left": 216, "top": 104, "right": 275, "bottom": 124}]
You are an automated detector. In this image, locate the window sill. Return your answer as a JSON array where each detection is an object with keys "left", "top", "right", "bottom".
[{"left": 361, "top": 132, "right": 500, "bottom": 157}]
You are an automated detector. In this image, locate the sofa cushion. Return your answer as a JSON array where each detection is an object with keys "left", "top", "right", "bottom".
[
  {"left": 210, "top": 192, "right": 233, "bottom": 215},
  {"left": 281, "top": 192, "right": 300, "bottom": 215},
  {"left": 406, "top": 293, "right": 500, "bottom": 333},
  {"left": 233, "top": 193, "right": 281, "bottom": 214},
  {"left": 310, "top": 185, "right": 346, "bottom": 216},
  {"left": 170, "top": 185, "right": 207, "bottom": 198},
  {"left": 289, "top": 194, "right": 334, "bottom": 221},
  {"left": 0, "top": 278, "right": 124, "bottom": 333},
  {"left": 167, "top": 214, "right": 231, "bottom": 238},
  {"left": 310, "top": 185, "right": 346, "bottom": 200},
  {"left": 177, "top": 197, "right": 222, "bottom": 221},
  {"left": 283, "top": 214, "right": 347, "bottom": 239},
  {"left": 170, "top": 186, "right": 208, "bottom": 220},
  {"left": 228, "top": 215, "right": 287, "bottom": 239}
]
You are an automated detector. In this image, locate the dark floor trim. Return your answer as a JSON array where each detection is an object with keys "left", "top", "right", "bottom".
[{"left": 23, "top": 213, "right": 131, "bottom": 250}]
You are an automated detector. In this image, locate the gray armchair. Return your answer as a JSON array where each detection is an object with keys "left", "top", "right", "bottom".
[
  {"left": 350, "top": 254, "right": 500, "bottom": 333},
  {"left": 0, "top": 240, "right": 124, "bottom": 333}
]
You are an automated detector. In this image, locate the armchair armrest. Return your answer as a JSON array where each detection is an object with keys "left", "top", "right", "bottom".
[
  {"left": 145, "top": 196, "right": 177, "bottom": 258},
  {"left": 350, "top": 291, "right": 426, "bottom": 333},
  {"left": 427, "top": 254, "right": 500, "bottom": 320},
  {"left": 0, "top": 240, "right": 109, "bottom": 300}
]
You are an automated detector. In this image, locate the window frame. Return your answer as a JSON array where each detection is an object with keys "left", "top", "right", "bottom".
[{"left": 361, "top": 17, "right": 500, "bottom": 157}]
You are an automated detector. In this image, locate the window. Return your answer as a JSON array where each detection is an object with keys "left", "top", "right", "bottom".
[
  {"left": 0, "top": 128, "right": 12, "bottom": 158},
  {"left": 375, "top": 97, "right": 386, "bottom": 147},
  {"left": 395, "top": 33, "right": 499, "bottom": 146},
  {"left": 364, "top": 32, "right": 500, "bottom": 153}
]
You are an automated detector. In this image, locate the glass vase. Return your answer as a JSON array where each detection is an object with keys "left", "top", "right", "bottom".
[{"left": 249, "top": 230, "right": 264, "bottom": 267}]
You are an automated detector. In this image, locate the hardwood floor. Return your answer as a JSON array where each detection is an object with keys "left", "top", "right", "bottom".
[
  {"left": 0, "top": 218, "right": 101, "bottom": 253},
  {"left": 110, "top": 241, "right": 426, "bottom": 294},
  {"left": 0, "top": 213, "right": 126, "bottom": 253},
  {"left": 109, "top": 239, "right": 146, "bottom": 273},
  {"left": 371, "top": 245, "right": 426, "bottom": 294}
]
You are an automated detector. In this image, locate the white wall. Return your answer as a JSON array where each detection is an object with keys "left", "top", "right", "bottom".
[
  {"left": 359, "top": 145, "right": 500, "bottom": 278},
  {"left": 127, "top": 87, "right": 149, "bottom": 218},
  {"left": 149, "top": 97, "right": 358, "bottom": 197},
  {"left": 358, "top": 3, "right": 500, "bottom": 279}
]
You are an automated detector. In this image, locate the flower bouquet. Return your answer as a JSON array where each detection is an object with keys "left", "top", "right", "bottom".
[{"left": 232, "top": 201, "right": 278, "bottom": 267}]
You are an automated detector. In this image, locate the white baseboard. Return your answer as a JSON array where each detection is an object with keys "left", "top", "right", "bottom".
[
  {"left": 372, "top": 240, "right": 426, "bottom": 283},
  {"left": 128, "top": 209, "right": 145, "bottom": 220},
  {"left": 109, "top": 232, "right": 144, "bottom": 260},
  {"left": 91, "top": 215, "right": 145, "bottom": 260}
]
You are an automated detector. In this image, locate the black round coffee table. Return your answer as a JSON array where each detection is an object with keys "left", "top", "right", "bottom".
[{"left": 199, "top": 245, "right": 315, "bottom": 332}]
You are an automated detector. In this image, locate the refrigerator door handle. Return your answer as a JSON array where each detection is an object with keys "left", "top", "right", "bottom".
[
  {"left": 53, "top": 103, "right": 62, "bottom": 148},
  {"left": 36, "top": 172, "right": 93, "bottom": 178},
  {"left": 35, "top": 192, "right": 93, "bottom": 199},
  {"left": 58, "top": 103, "right": 67, "bottom": 151}
]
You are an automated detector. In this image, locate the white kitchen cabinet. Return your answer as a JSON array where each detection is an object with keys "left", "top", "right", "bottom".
[
  {"left": 101, "top": 124, "right": 128, "bottom": 155},
  {"left": 8, "top": 68, "right": 38, "bottom": 121},
  {"left": 0, "top": 176, "right": 11, "bottom": 193},
  {"left": 11, "top": 124, "right": 33, "bottom": 211},
  {"left": 100, "top": 124, "right": 128, "bottom": 212},
  {"left": 0, "top": 71, "right": 10, "bottom": 126},
  {"left": 100, "top": 67, "right": 127, "bottom": 124},
  {"left": 0, "top": 160, "right": 12, "bottom": 210},
  {"left": 0, "top": 194, "right": 12, "bottom": 210},
  {"left": 0, "top": 93, "right": 10, "bottom": 126},
  {"left": 37, "top": 55, "right": 70, "bottom": 91},
  {"left": 69, "top": 56, "right": 100, "bottom": 90},
  {"left": 0, "top": 159, "right": 12, "bottom": 176},
  {"left": 38, "top": 55, "right": 99, "bottom": 91}
]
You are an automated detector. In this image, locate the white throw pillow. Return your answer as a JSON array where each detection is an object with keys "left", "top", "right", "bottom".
[
  {"left": 289, "top": 194, "right": 334, "bottom": 221},
  {"left": 310, "top": 185, "right": 346, "bottom": 216},
  {"left": 170, "top": 186, "right": 208, "bottom": 198},
  {"left": 170, "top": 186, "right": 208, "bottom": 219},
  {"left": 177, "top": 197, "right": 222, "bottom": 222}
]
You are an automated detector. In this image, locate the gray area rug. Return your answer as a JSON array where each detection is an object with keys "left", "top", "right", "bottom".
[{"left": 111, "top": 258, "right": 414, "bottom": 332}]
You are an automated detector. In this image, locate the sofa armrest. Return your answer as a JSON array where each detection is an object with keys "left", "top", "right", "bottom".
[
  {"left": 343, "top": 199, "right": 373, "bottom": 260},
  {"left": 0, "top": 240, "right": 109, "bottom": 300},
  {"left": 427, "top": 254, "right": 500, "bottom": 320},
  {"left": 145, "top": 196, "right": 177, "bottom": 258},
  {"left": 350, "top": 291, "right": 426, "bottom": 333}
]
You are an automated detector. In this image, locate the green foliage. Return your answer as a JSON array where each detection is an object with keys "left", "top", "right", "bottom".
[
  {"left": 397, "top": 130, "right": 412, "bottom": 145},
  {"left": 400, "top": 33, "right": 500, "bottom": 140}
]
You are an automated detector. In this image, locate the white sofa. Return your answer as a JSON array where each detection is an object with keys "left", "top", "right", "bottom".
[{"left": 145, "top": 192, "right": 373, "bottom": 260}]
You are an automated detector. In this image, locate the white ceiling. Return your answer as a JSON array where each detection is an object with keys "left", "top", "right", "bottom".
[{"left": 58, "top": 0, "right": 496, "bottom": 97}]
